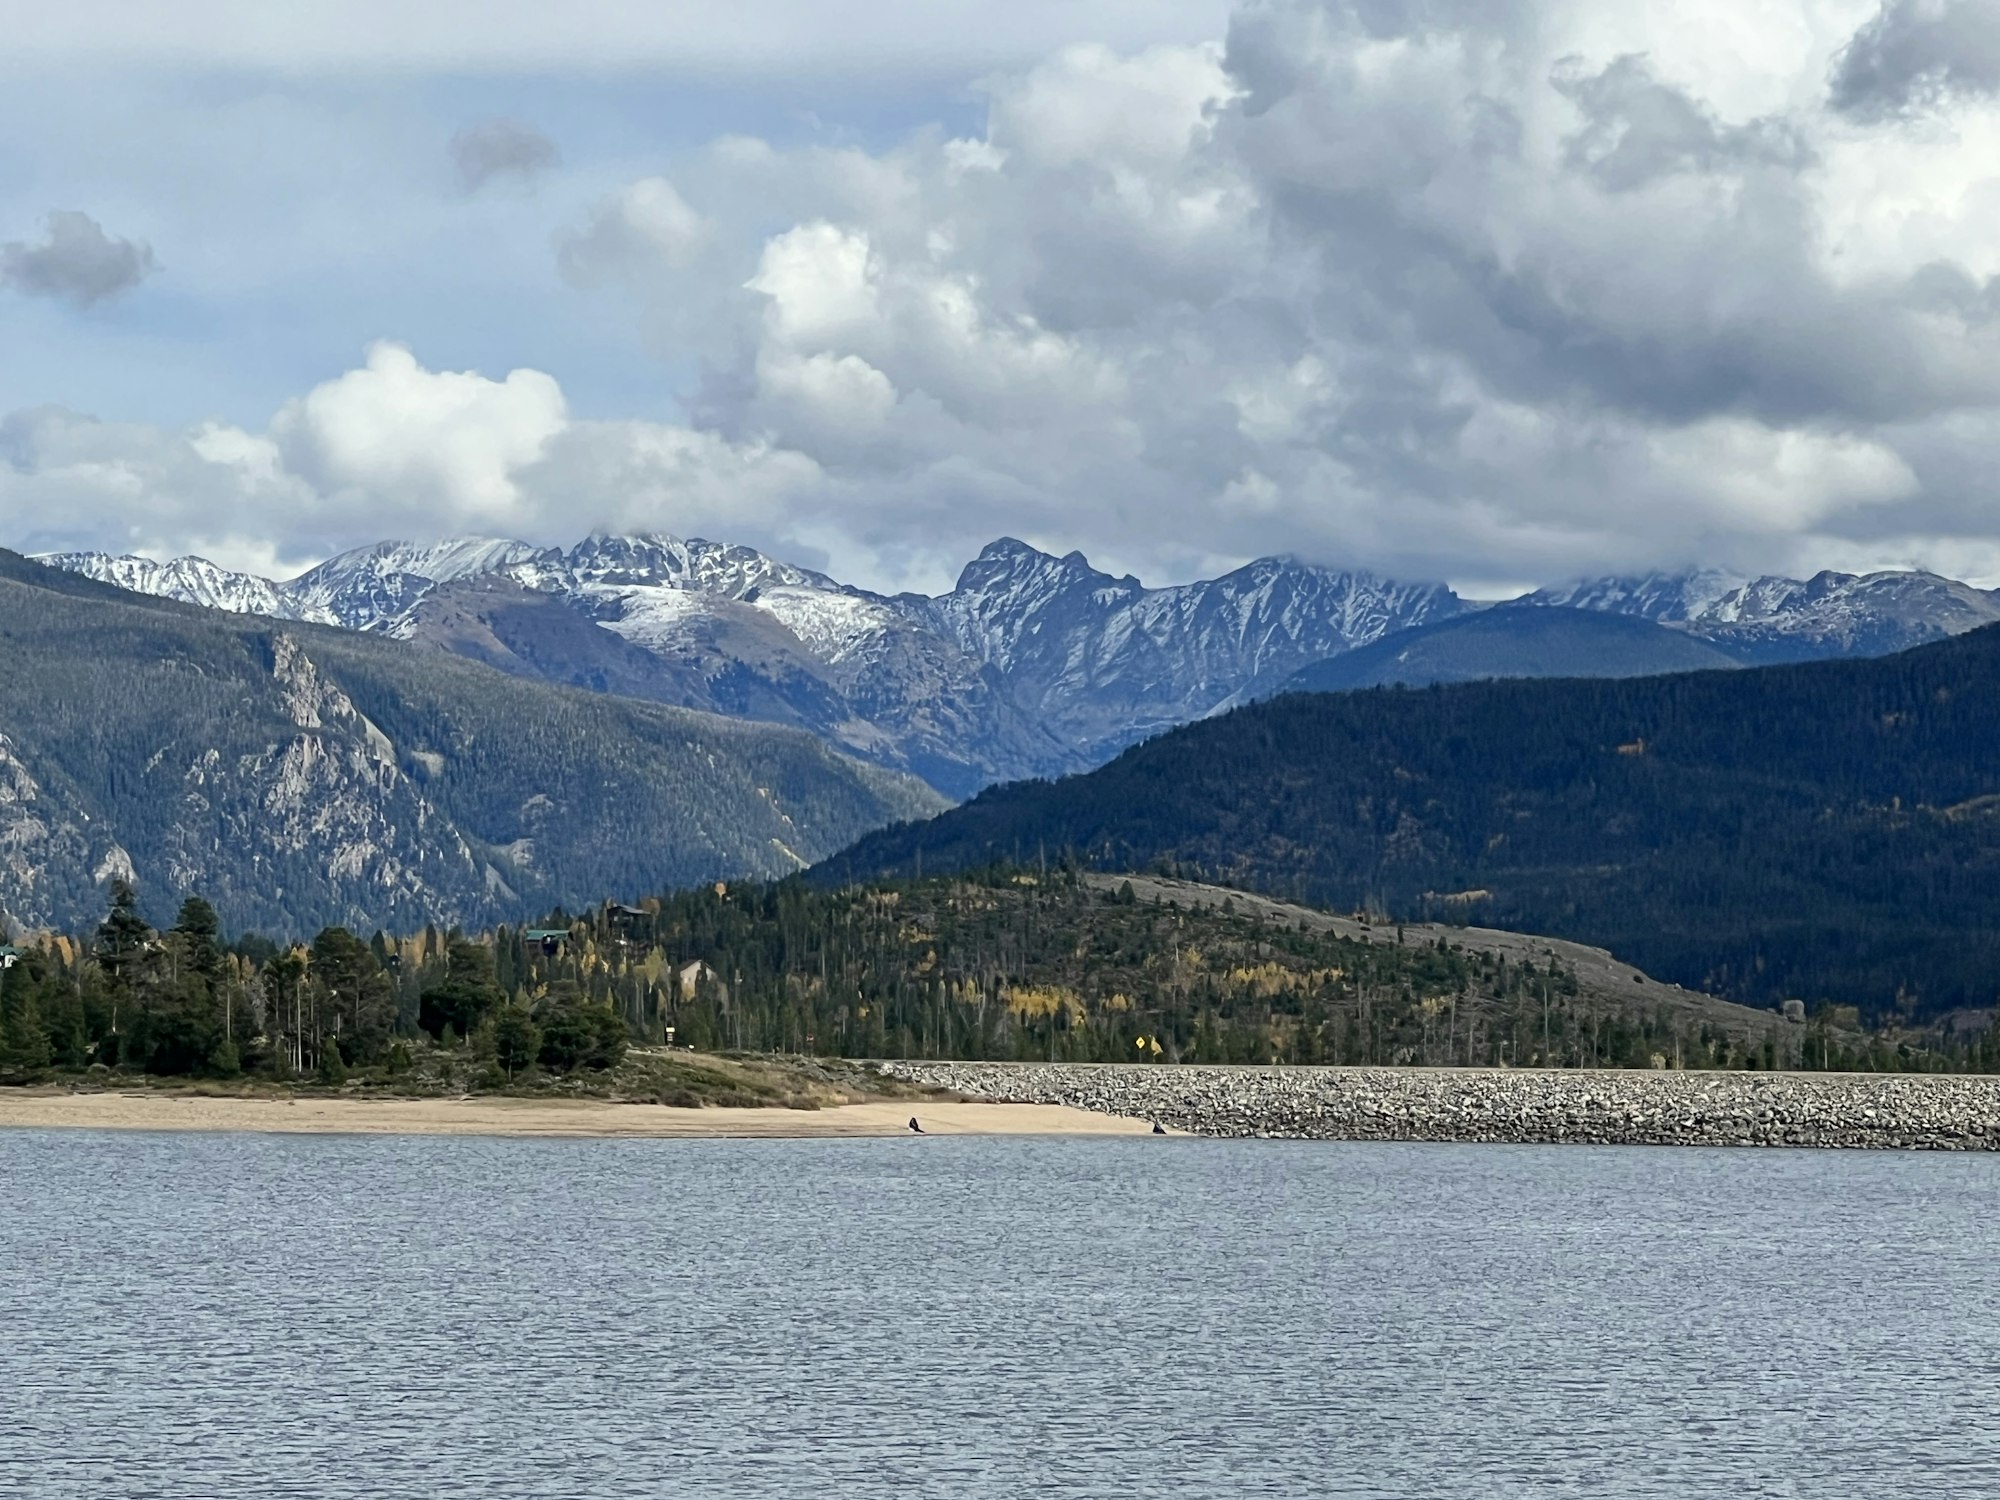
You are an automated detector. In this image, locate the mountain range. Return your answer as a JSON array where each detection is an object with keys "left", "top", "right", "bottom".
[
  {"left": 43, "top": 536, "right": 2000, "bottom": 797},
  {"left": 0, "top": 552, "right": 942, "bottom": 936}
]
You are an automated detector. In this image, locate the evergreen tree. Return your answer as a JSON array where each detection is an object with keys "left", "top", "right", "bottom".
[
  {"left": 0, "top": 986, "right": 51, "bottom": 1073},
  {"left": 171, "top": 897, "right": 225, "bottom": 982},
  {"left": 492, "top": 1006, "right": 541, "bottom": 1081},
  {"left": 310, "top": 927, "right": 395, "bottom": 1061},
  {"left": 316, "top": 1039, "right": 348, "bottom": 1085},
  {"left": 419, "top": 941, "right": 504, "bottom": 1040},
  {"left": 95, "top": 879, "right": 151, "bottom": 987}
]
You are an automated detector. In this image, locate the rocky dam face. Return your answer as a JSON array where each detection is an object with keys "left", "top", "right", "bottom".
[{"left": 876, "top": 1062, "right": 2000, "bottom": 1151}]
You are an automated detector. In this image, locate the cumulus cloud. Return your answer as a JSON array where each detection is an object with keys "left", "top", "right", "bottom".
[
  {"left": 0, "top": 345, "right": 834, "bottom": 578},
  {"left": 451, "top": 118, "right": 561, "bottom": 191},
  {"left": 1, "top": 211, "right": 155, "bottom": 307},
  {"left": 543, "top": 0, "right": 2000, "bottom": 588},
  {"left": 269, "top": 342, "right": 568, "bottom": 518}
]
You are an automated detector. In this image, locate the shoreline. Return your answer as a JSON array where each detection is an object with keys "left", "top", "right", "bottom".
[{"left": 0, "top": 1090, "right": 1161, "bottom": 1140}]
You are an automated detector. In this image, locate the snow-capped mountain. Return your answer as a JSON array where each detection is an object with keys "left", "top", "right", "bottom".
[
  {"left": 284, "top": 537, "right": 543, "bottom": 629},
  {"left": 43, "top": 537, "right": 544, "bottom": 630},
  {"left": 905, "top": 540, "right": 1465, "bottom": 754},
  {"left": 38, "top": 552, "right": 293, "bottom": 617},
  {"left": 398, "top": 536, "right": 1065, "bottom": 797},
  {"left": 1526, "top": 568, "right": 2000, "bottom": 662},
  {"left": 37, "top": 534, "right": 2000, "bottom": 796}
]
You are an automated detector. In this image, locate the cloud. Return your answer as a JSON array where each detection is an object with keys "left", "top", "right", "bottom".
[
  {"left": 557, "top": 178, "right": 708, "bottom": 287},
  {"left": 451, "top": 118, "right": 561, "bottom": 191},
  {"left": 1830, "top": 0, "right": 2000, "bottom": 119},
  {"left": 269, "top": 342, "right": 568, "bottom": 518},
  {"left": 541, "top": 0, "right": 2000, "bottom": 589},
  {"left": 17, "top": 0, "right": 2000, "bottom": 596},
  {"left": 1, "top": 211, "right": 156, "bottom": 307},
  {"left": 0, "top": 344, "right": 836, "bottom": 579},
  {"left": 1, "top": 1, "right": 1235, "bottom": 74}
]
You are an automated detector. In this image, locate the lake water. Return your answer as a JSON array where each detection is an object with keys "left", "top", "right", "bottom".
[{"left": 3, "top": 1133, "right": 1997, "bottom": 1498}]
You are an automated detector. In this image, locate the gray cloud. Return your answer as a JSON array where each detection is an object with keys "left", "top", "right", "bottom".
[
  {"left": 1, "top": 211, "right": 155, "bottom": 307},
  {"left": 451, "top": 119, "right": 560, "bottom": 191},
  {"left": 1553, "top": 54, "right": 1811, "bottom": 192},
  {"left": 1831, "top": 0, "right": 2000, "bottom": 118}
]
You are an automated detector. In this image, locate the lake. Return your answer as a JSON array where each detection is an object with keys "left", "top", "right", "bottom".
[{"left": 3, "top": 1132, "right": 1996, "bottom": 1497}]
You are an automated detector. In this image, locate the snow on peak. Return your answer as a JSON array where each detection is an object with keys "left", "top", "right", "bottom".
[{"left": 33, "top": 552, "right": 292, "bottom": 617}]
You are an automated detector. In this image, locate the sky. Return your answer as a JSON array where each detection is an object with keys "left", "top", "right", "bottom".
[{"left": 5, "top": 0, "right": 2000, "bottom": 595}]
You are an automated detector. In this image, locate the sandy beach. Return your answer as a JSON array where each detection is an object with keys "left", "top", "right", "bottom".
[{"left": 0, "top": 1090, "right": 1159, "bottom": 1139}]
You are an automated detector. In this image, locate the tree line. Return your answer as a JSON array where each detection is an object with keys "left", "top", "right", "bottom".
[
  {"left": 5, "top": 868, "right": 1991, "bottom": 1083},
  {"left": 0, "top": 879, "right": 625, "bottom": 1085}
]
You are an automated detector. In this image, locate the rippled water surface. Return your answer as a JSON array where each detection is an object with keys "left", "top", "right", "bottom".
[{"left": 5, "top": 1131, "right": 1998, "bottom": 1497}]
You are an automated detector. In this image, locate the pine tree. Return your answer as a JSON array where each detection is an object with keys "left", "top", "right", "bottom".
[
  {"left": 492, "top": 1007, "right": 541, "bottom": 1081},
  {"left": 419, "top": 941, "right": 504, "bottom": 1040},
  {"left": 0, "top": 988, "right": 51, "bottom": 1073},
  {"left": 316, "top": 1039, "right": 348, "bottom": 1086},
  {"left": 95, "top": 879, "right": 151, "bottom": 986},
  {"left": 171, "top": 897, "right": 225, "bottom": 982}
]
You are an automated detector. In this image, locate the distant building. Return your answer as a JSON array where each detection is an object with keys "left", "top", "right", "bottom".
[
  {"left": 523, "top": 928, "right": 571, "bottom": 957},
  {"left": 678, "top": 960, "right": 725, "bottom": 1003},
  {"left": 603, "top": 904, "right": 650, "bottom": 944}
]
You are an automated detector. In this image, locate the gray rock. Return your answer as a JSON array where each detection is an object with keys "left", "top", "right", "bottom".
[{"left": 875, "top": 1062, "right": 2000, "bottom": 1152}]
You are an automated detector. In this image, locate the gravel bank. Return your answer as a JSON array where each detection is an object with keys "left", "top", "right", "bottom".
[{"left": 876, "top": 1062, "right": 2000, "bottom": 1150}]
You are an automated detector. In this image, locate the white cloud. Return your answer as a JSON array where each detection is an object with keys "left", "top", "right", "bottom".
[
  {"left": 745, "top": 223, "right": 880, "bottom": 345},
  {"left": 0, "top": 345, "right": 837, "bottom": 576},
  {"left": 269, "top": 342, "right": 568, "bottom": 519},
  {"left": 558, "top": 178, "right": 709, "bottom": 287},
  {"left": 985, "top": 42, "right": 1236, "bottom": 169}
]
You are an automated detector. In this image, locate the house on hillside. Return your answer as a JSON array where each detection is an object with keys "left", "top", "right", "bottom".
[
  {"left": 523, "top": 928, "right": 571, "bottom": 958},
  {"left": 678, "top": 960, "right": 726, "bottom": 1004},
  {"left": 603, "top": 904, "right": 651, "bottom": 945}
]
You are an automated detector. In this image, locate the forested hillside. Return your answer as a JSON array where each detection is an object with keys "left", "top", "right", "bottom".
[
  {"left": 10, "top": 867, "right": 1959, "bottom": 1086},
  {"left": 822, "top": 627, "right": 2000, "bottom": 1020},
  {"left": 0, "top": 553, "right": 942, "bottom": 935}
]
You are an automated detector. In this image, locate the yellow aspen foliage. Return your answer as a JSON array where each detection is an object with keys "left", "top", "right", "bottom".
[{"left": 1003, "top": 985, "right": 1085, "bottom": 1022}]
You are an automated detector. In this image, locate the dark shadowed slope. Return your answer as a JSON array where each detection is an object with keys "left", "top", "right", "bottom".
[{"left": 819, "top": 626, "right": 2000, "bottom": 1019}]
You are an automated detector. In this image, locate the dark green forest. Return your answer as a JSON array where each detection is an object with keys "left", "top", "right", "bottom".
[
  {"left": 823, "top": 625, "right": 2000, "bottom": 1021},
  {"left": 2, "top": 868, "right": 1986, "bottom": 1086}
]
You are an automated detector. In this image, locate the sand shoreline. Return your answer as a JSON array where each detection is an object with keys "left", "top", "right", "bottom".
[{"left": 0, "top": 1090, "right": 1160, "bottom": 1140}]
